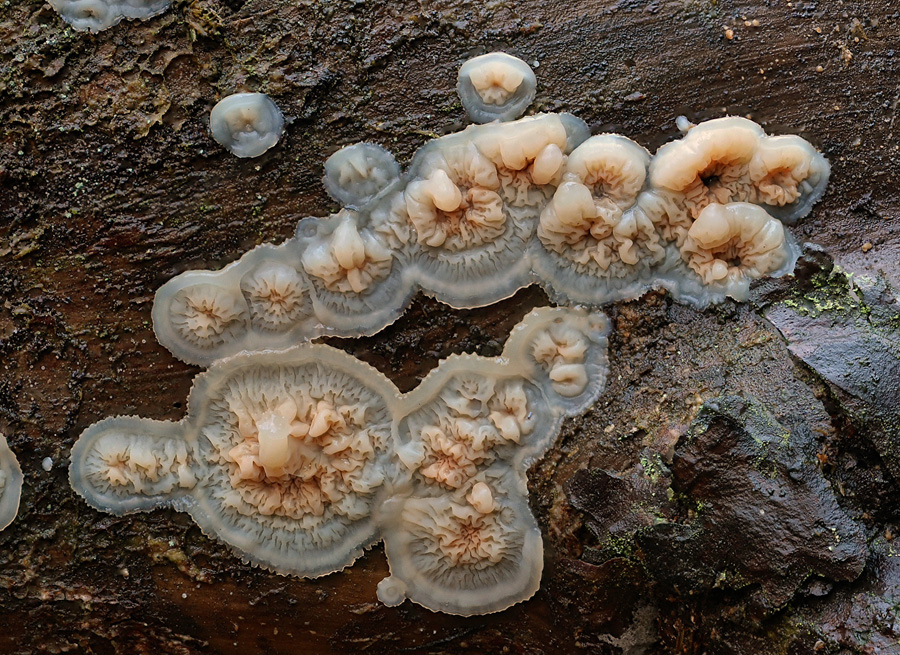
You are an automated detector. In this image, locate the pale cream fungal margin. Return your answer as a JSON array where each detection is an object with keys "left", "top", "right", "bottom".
[
  {"left": 71, "top": 307, "right": 610, "bottom": 614},
  {"left": 323, "top": 143, "right": 402, "bottom": 207},
  {"left": 152, "top": 54, "right": 829, "bottom": 367},
  {"left": 48, "top": 0, "right": 169, "bottom": 32},
  {"left": 209, "top": 93, "right": 285, "bottom": 159},
  {"left": 0, "top": 434, "right": 23, "bottom": 531},
  {"left": 457, "top": 52, "right": 538, "bottom": 123}
]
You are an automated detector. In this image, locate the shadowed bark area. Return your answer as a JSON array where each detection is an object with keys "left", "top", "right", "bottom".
[{"left": 1, "top": 1, "right": 898, "bottom": 653}]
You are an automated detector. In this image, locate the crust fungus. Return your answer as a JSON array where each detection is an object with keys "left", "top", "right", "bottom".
[
  {"left": 73, "top": 307, "right": 610, "bottom": 613},
  {"left": 68, "top": 50, "right": 834, "bottom": 619},
  {"left": 323, "top": 143, "right": 401, "bottom": 207},
  {"left": 167, "top": 283, "right": 248, "bottom": 355},
  {"left": 377, "top": 478, "right": 544, "bottom": 615},
  {"left": 153, "top": 245, "right": 319, "bottom": 366},
  {"left": 395, "top": 374, "right": 547, "bottom": 491},
  {"left": 301, "top": 212, "right": 394, "bottom": 295},
  {"left": 405, "top": 143, "right": 505, "bottom": 251},
  {"left": 471, "top": 114, "right": 571, "bottom": 206},
  {"left": 649, "top": 117, "right": 830, "bottom": 229},
  {"left": 680, "top": 202, "right": 797, "bottom": 300},
  {"left": 72, "top": 347, "right": 397, "bottom": 577},
  {"left": 748, "top": 134, "right": 831, "bottom": 223},
  {"left": 48, "top": 0, "right": 169, "bottom": 32},
  {"left": 240, "top": 263, "right": 307, "bottom": 332},
  {"left": 150, "top": 54, "right": 829, "bottom": 368},
  {"left": 457, "top": 52, "right": 537, "bottom": 124},
  {"left": 296, "top": 211, "right": 410, "bottom": 335},
  {"left": 0, "top": 435, "right": 23, "bottom": 531},
  {"left": 538, "top": 135, "right": 664, "bottom": 282},
  {"left": 209, "top": 93, "right": 285, "bottom": 159}
]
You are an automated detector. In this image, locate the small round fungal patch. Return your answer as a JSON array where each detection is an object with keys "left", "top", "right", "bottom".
[
  {"left": 209, "top": 93, "right": 285, "bottom": 159},
  {"left": 458, "top": 53, "right": 537, "bottom": 123},
  {"left": 48, "top": 0, "right": 169, "bottom": 32},
  {"left": 324, "top": 143, "right": 401, "bottom": 206},
  {"left": 168, "top": 283, "right": 248, "bottom": 352}
]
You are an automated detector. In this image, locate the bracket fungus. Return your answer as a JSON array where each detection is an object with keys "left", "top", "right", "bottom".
[
  {"left": 48, "top": 0, "right": 169, "bottom": 32},
  {"left": 0, "top": 434, "right": 23, "bottom": 531},
  {"left": 151, "top": 54, "right": 829, "bottom": 366},
  {"left": 72, "top": 307, "right": 609, "bottom": 614},
  {"left": 209, "top": 93, "right": 285, "bottom": 159}
]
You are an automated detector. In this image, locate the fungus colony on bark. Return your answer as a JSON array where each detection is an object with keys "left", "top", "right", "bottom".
[
  {"left": 66, "top": 53, "right": 830, "bottom": 614},
  {"left": 71, "top": 307, "right": 610, "bottom": 615},
  {"left": 151, "top": 54, "right": 828, "bottom": 367}
]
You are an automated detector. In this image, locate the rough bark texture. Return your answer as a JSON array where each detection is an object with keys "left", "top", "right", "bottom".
[{"left": 1, "top": 0, "right": 899, "bottom": 653}]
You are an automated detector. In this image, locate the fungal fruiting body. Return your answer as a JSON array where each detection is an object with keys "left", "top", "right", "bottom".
[
  {"left": 209, "top": 93, "right": 285, "bottom": 159},
  {"left": 0, "top": 434, "right": 23, "bottom": 531},
  {"left": 681, "top": 203, "right": 791, "bottom": 290},
  {"left": 71, "top": 307, "right": 609, "bottom": 614},
  {"left": 48, "top": 0, "right": 169, "bottom": 32},
  {"left": 72, "top": 53, "right": 830, "bottom": 615},
  {"left": 323, "top": 143, "right": 402, "bottom": 207},
  {"left": 71, "top": 347, "right": 394, "bottom": 577},
  {"left": 648, "top": 117, "right": 830, "bottom": 225},
  {"left": 457, "top": 52, "right": 538, "bottom": 124},
  {"left": 153, "top": 94, "right": 826, "bottom": 365},
  {"left": 377, "top": 308, "right": 609, "bottom": 614}
]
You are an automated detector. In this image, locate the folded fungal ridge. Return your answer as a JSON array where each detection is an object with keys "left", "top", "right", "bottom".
[
  {"left": 0, "top": 434, "right": 23, "bottom": 531},
  {"left": 70, "top": 306, "right": 609, "bottom": 614},
  {"left": 153, "top": 54, "right": 828, "bottom": 367},
  {"left": 378, "top": 306, "right": 610, "bottom": 615},
  {"left": 49, "top": 0, "right": 169, "bottom": 32}
]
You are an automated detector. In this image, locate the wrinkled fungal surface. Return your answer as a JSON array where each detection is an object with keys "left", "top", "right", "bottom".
[
  {"left": 48, "top": 0, "right": 169, "bottom": 32},
  {"left": 70, "top": 347, "right": 396, "bottom": 578},
  {"left": 71, "top": 307, "right": 608, "bottom": 614},
  {"left": 648, "top": 117, "right": 830, "bottom": 226},
  {"left": 3, "top": 0, "right": 897, "bottom": 649},
  {"left": 209, "top": 93, "right": 285, "bottom": 159},
  {"left": 457, "top": 52, "right": 538, "bottom": 123},
  {"left": 378, "top": 307, "right": 609, "bottom": 614},
  {"left": 152, "top": 54, "right": 828, "bottom": 366},
  {"left": 0, "top": 434, "right": 23, "bottom": 531},
  {"left": 323, "top": 143, "right": 402, "bottom": 207}
]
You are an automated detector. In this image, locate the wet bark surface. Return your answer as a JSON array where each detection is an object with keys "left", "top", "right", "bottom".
[{"left": 1, "top": 0, "right": 899, "bottom": 653}]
